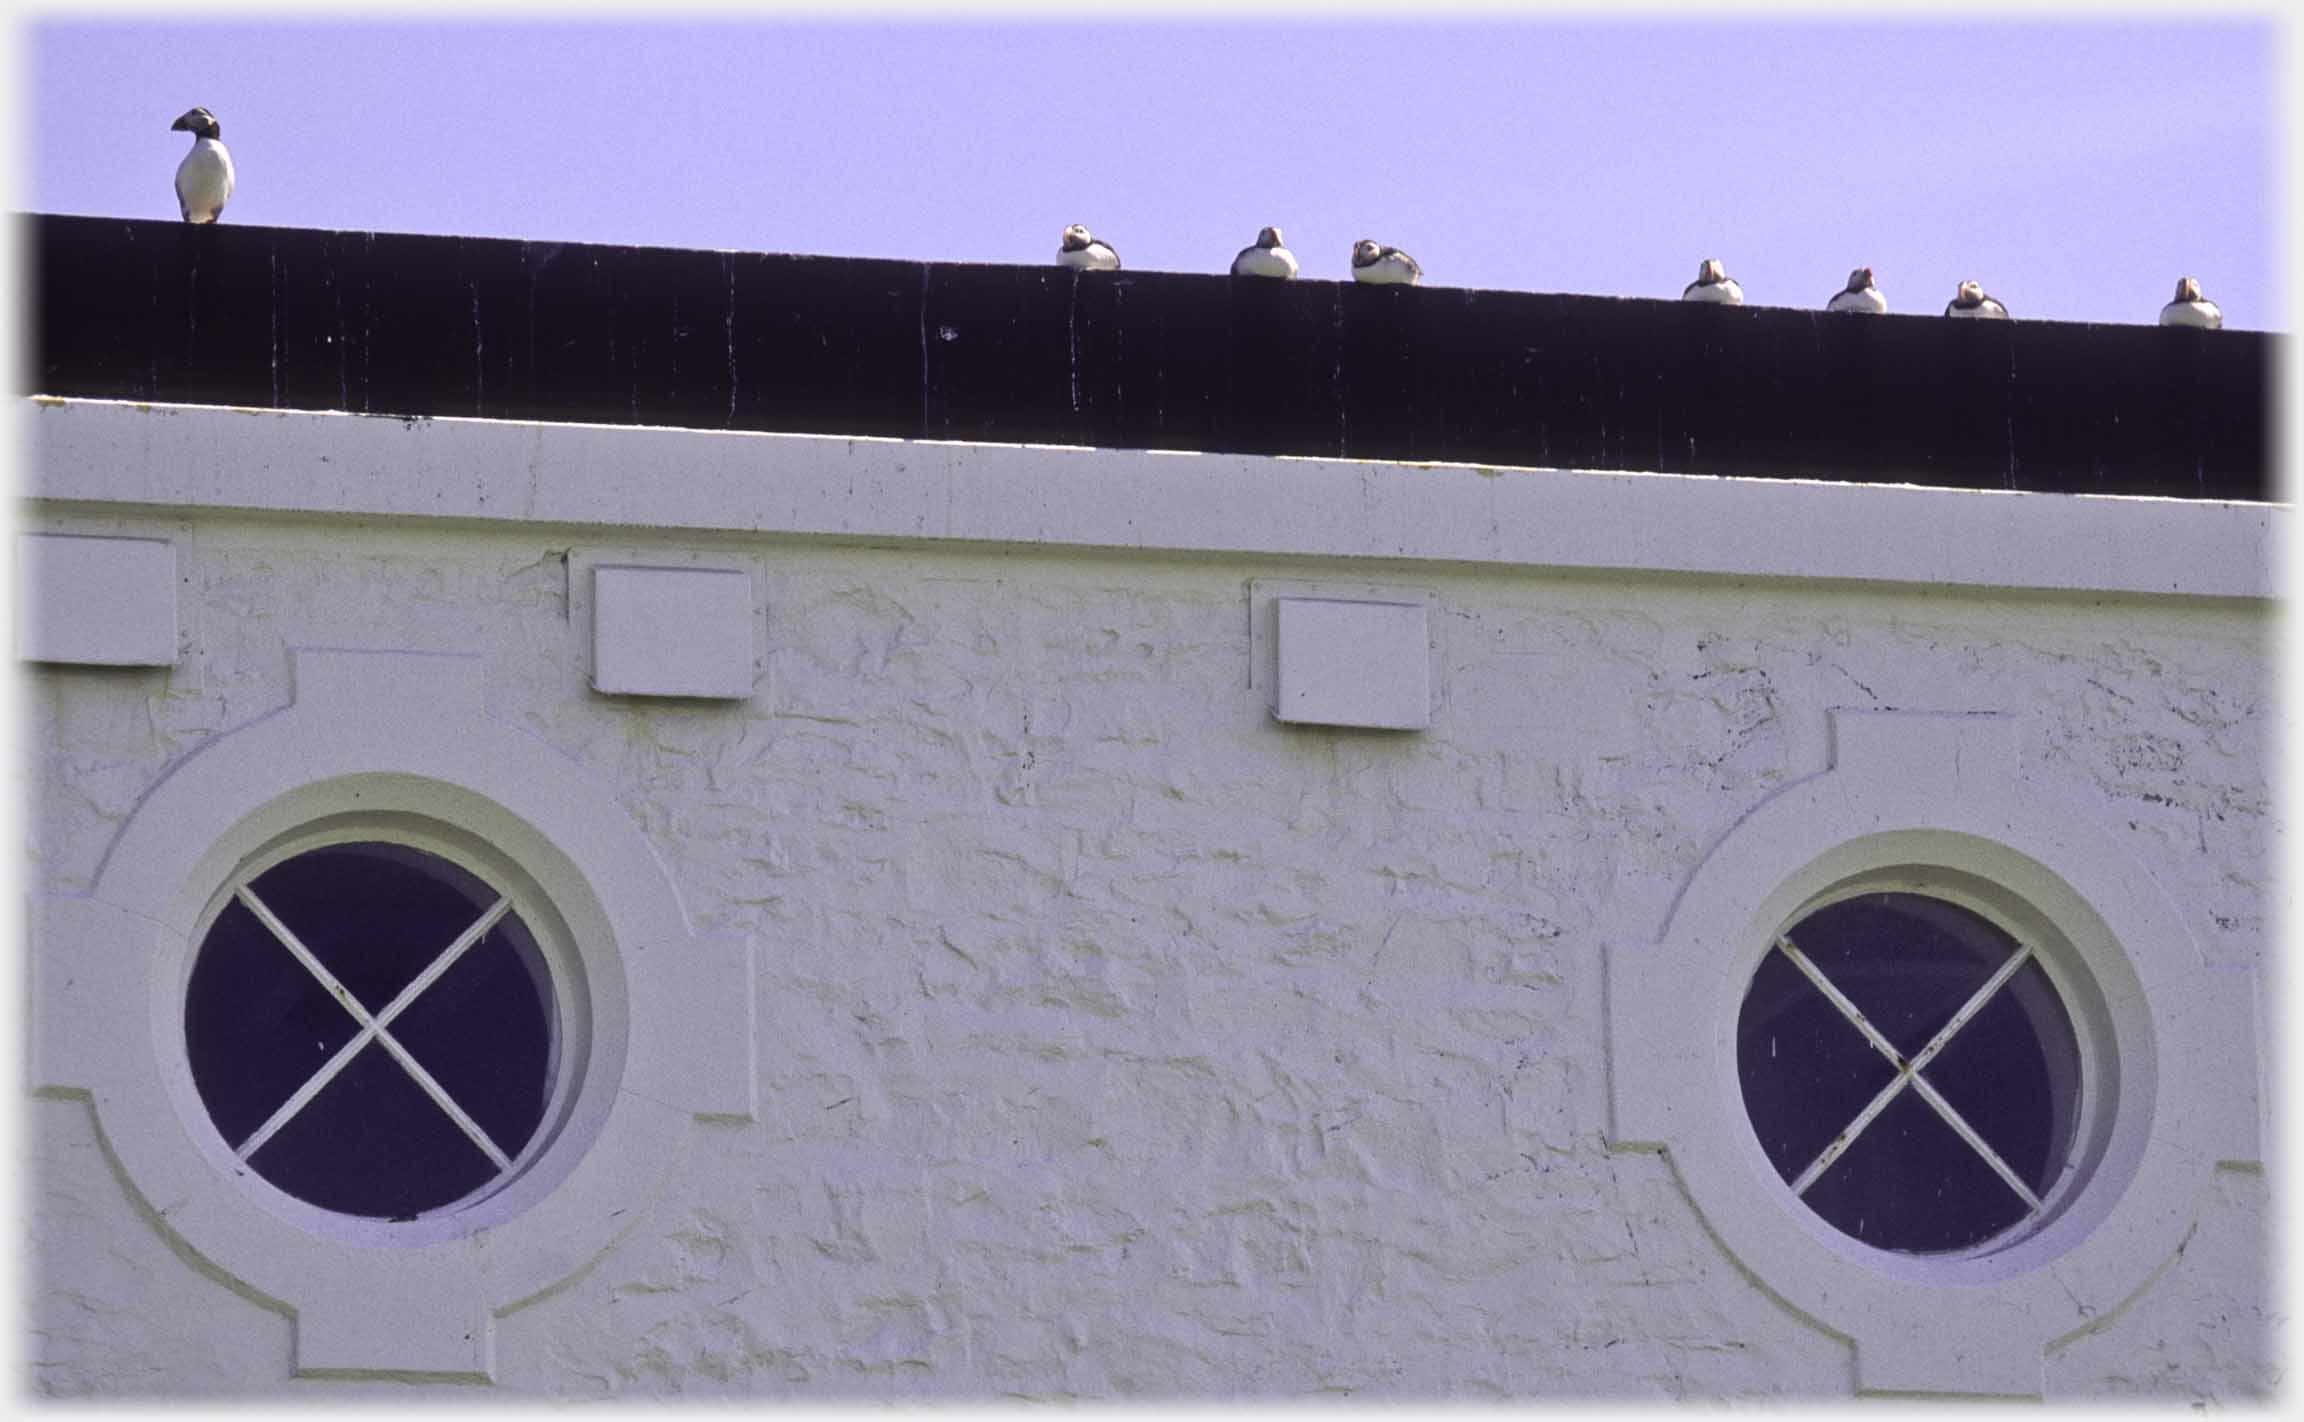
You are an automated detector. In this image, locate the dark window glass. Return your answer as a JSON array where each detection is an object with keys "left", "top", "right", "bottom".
[
  {"left": 186, "top": 897, "right": 363, "bottom": 1146},
  {"left": 1738, "top": 947, "right": 1898, "bottom": 1178},
  {"left": 1800, "top": 1088, "right": 2031, "bottom": 1251},
  {"left": 247, "top": 1042, "right": 501, "bottom": 1218},
  {"left": 389, "top": 928, "right": 553, "bottom": 1155},
  {"left": 186, "top": 843, "right": 556, "bottom": 1219},
  {"left": 1735, "top": 892, "right": 2082, "bottom": 1254},
  {"left": 1924, "top": 959, "right": 2081, "bottom": 1197},
  {"left": 1781, "top": 895, "right": 2010, "bottom": 1056}
]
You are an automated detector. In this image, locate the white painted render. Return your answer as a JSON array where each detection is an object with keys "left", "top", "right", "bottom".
[
  {"left": 23, "top": 398, "right": 2273, "bottom": 600},
  {"left": 20, "top": 397, "right": 2275, "bottom": 1400}
]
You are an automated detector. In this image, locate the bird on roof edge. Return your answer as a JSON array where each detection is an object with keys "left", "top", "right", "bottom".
[
  {"left": 1945, "top": 280, "right": 2010, "bottom": 319},
  {"left": 171, "top": 106, "right": 234, "bottom": 224},
  {"left": 1231, "top": 226, "right": 1299, "bottom": 279},
  {"left": 1351, "top": 239, "right": 1421, "bottom": 286},
  {"left": 1057, "top": 224, "right": 1121, "bottom": 272},
  {"left": 2158, "top": 276, "right": 2223, "bottom": 329},
  {"left": 1827, "top": 267, "right": 1887, "bottom": 314},
  {"left": 1682, "top": 258, "right": 1744, "bottom": 305}
]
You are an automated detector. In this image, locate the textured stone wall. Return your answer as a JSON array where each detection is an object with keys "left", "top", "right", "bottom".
[{"left": 24, "top": 499, "right": 2272, "bottom": 1400}]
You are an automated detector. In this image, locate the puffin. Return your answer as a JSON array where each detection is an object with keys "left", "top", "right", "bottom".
[
  {"left": 1682, "top": 258, "right": 1743, "bottom": 304},
  {"left": 1057, "top": 224, "right": 1121, "bottom": 272},
  {"left": 1944, "top": 280, "right": 2010, "bottom": 319},
  {"left": 1826, "top": 267, "right": 1888, "bottom": 314},
  {"left": 2158, "top": 276, "right": 2222, "bottom": 329},
  {"left": 1350, "top": 239, "right": 1421, "bottom": 286},
  {"left": 1230, "top": 226, "right": 1299, "bottom": 279},
  {"left": 171, "top": 106, "right": 235, "bottom": 224}
]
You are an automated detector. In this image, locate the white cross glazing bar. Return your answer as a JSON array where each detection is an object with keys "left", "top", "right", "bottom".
[
  {"left": 1776, "top": 930, "right": 2047, "bottom": 1214},
  {"left": 1910, "top": 1073, "right": 2046, "bottom": 1212},
  {"left": 230, "top": 885, "right": 515, "bottom": 1171},
  {"left": 1774, "top": 935, "right": 1906, "bottom": 1068},
  {"left": 368, "top": 1028, "right": 515, "bottom": 1172},
  {"left": 1788, "top": 1062, "right": 1913, "bottom": 1198}
]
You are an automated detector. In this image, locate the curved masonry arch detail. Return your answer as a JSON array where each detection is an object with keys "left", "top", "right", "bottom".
[
  {"left": 28, "top": 647, "right": 756, "bottom": 1381},
  {"left": 1604, "top": 707, "right": 2262, "bottom": 1398}
]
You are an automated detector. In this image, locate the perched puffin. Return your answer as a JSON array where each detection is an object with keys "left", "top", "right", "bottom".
[
  {"left": 1944, "top": 280, "right": 2010, "bottom": 319},
  {"left": 170, "top": 106, "right": 235, "bottom": 224},
  {"left": 1682, "top": 258, "right": 1743, "bottom": 304},
  {"left": 1826, "top": 267, "right": 1887, "bottom": 314},
  {"left": 2158, "top": 276, "right": 2222, "bottom": 329},
  {"left": 1231, "top": 226, "right": 1299, "bottom": 279},
  {"left": 1351, "top": 239, "right": 1421, "bottom": 286},
  {"left": 1057, "top": 224, "right": 1121, "bottom": 271}
]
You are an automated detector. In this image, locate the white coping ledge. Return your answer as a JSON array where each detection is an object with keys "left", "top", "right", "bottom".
[{"left": 22, "top": 397, "right": 2277, "bottom": 601}]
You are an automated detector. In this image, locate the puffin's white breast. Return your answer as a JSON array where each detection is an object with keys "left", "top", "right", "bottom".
[
  {"left": 2159, "top": 299, "right": 2222, "bottom": 329},
  {"left": 175, "top": 138, "right": 235, "bottom": 223},
  {"left": 1058, "top": 243, "right": 1121, "bottom": 272},
  {"left": 1231, "top": 245, "right": 1299, "bottom": 279},
  {"left": 1683, "top": 278, "right": 1743, "bottom": 305},
  {"left": 1827, "top": 286, "right": 1888, "bottom": 314},
  {"left": 1353, "top": 253, "right": 1418, "bottom": 286}
]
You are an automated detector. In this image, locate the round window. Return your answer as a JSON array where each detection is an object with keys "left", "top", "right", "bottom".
[
  {"left": 186, "top": 840, "right": 561, "bottom": 1220},
  {"left": 1736, "top": 891, "right": 2083, "bottom": 1255}
]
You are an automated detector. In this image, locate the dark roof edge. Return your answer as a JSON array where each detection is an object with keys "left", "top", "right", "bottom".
[{"left": 26, "top": 213, "right": 2276, "bottom": 501}]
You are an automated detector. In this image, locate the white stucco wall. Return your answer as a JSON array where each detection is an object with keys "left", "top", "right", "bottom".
[{"left": 19, "top": 398, "right": 2277, "bottom": 1399}]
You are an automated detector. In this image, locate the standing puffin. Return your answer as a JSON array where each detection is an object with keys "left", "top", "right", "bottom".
[
  {"left": 1826, "top": 267, "right": 1887, "bottom": 314},
  {"left": 1350, "top": 239, "right": 1421, "bottom": 286},
  {"left": 1231, "top": 226, "right": 1299, "bottom": 279},
  {"left": 2158, "top": 276, "right": 2222, "bottom": 329},
  {"left": 1057, "top": 224, "right": 1121, "bottom": 271},
  {"left": 1682, "top": 258, "right": 1743, "bottom": 304},
  {"left": 1944, "top": 280, "right": 2010, "bottom": 319},
  {"left": 170, "top": 106, "right": 235, "bottom": 224}
]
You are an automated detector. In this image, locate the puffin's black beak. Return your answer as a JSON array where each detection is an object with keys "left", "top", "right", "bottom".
[{"left": 170, "top": 115, "right": 190, "bottom": 131}]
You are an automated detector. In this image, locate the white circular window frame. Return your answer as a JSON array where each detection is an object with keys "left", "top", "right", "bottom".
[
  {"left": 31, "top": 648, "right": 755, "bottom": 1382},
  {"left": 1747, "top": 867, "right": 2111, "bottom": 1268},
  {"left": 1605, "top": 709, "right": 2261, "bottom": 1398},
  {"left": 175, "top": 813, "right": 595, "bottom": 1245}
]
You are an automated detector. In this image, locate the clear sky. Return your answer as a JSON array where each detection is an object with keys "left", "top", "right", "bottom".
[{"left": 22, "top": 13, "right": 2281, "bottom": 329}]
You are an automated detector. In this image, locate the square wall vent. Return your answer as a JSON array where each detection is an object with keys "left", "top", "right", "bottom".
[
  {"left": 1252, "top": 581, "right": 1434, "bottom": 731},
  {"left": 16, "top": 533, "right": 178, "bottom": 667},
  {"left": 591, "top": 565, "right": 757, "bottom": 700}
]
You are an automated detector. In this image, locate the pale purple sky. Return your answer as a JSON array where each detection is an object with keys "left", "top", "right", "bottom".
[{"left": 26, "top": 17, "right": 2279, "bottom": 328}]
